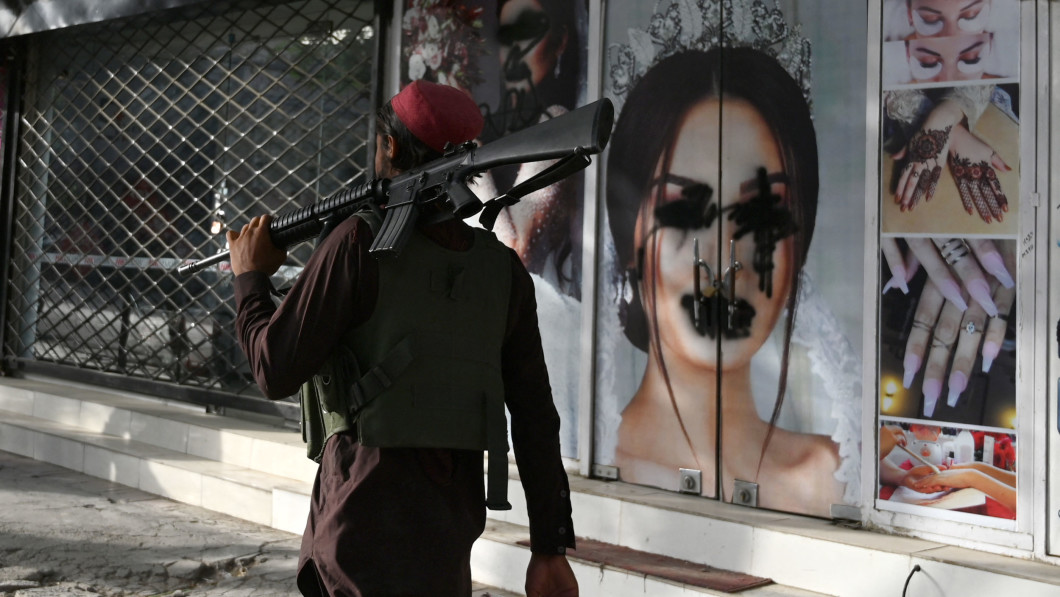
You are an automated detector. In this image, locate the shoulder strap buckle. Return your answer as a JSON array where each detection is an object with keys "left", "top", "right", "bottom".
[{"left": 347, "top": 335, "right": 414, "bottom": 413}]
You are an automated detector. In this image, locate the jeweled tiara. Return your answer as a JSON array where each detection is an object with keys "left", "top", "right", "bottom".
[{"left": 607, "top": 0, "right": 813, "bottom": 112}]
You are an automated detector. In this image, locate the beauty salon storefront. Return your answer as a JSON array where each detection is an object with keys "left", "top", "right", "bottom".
[
  {"left": 402, "top": 0, "right": 1060, "bottom": 576},
  {"left": 486, "top": 0, "right": 1045, "bottom": 560}
]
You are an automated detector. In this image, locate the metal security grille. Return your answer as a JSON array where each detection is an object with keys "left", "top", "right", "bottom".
[{"left": 2, "top": 0, "right": 378, "bottom": 414}]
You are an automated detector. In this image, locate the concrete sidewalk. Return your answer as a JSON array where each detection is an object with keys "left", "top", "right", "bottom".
[{"left": 0, "top": 450, "right": 519, "bottom": 596}]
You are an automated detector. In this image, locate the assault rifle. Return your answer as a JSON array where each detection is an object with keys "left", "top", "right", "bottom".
[{"left": 177, "top": 98, "right": 614, "bottom": 276}]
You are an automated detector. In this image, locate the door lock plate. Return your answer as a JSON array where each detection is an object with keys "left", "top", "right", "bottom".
[
  {"left": 592, "top": 464, "right": 619, "bottom": 480},
  {"left": 679, "top": 468, "right": 702, "bottom": 494},
  {"left": 733, "top": 479, "right": 758, "bottom": 507}
]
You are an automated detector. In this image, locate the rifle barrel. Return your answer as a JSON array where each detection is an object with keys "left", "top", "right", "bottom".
[
  {"left": 177, "top": 251, "right": 230, "bottom": 276},
  {"left": 176, "top": 179, "right": 383, "bottom": 276}
]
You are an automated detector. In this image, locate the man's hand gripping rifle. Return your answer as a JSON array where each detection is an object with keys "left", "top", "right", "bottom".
[{"left": 177, "top": 98, "right": 614, "bottom": 276}]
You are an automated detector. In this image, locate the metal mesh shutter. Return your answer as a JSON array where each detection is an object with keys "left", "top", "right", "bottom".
[{"left": 3, "top": 0, "right": 378, "bottom": 411}]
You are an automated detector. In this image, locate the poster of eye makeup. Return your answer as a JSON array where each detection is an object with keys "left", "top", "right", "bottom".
[
  {"left": 399, "top": 0, "right": 591, "bottom": 458},
  {"left": 877, "top": 0, "right": 1020, "bottom": 524},
  {"left": 594, "top": 0, "right": 867, "bottom": 519}
]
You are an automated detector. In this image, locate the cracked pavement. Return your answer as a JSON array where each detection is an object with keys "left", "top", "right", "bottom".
[
  {"left": 0, "top": 451, "right": 521, "bottom": 597},
  {"left": 0, "top": 450, "right": 302, "bottom": 596}
]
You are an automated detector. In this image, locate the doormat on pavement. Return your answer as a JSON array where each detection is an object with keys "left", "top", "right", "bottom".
[{"left": 519, "top": 538, "right": 774, "bottom": 593}]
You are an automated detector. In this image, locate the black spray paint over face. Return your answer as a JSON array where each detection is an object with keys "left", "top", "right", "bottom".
[
  {"left": 650, "top": 167, "right": 796, "bottom": 339},
  {"left": 729, "top": 168, "right": 798, "bottom": 297},
  {"left": 494, "top": 7, "right": 551, "bottom": 133}
]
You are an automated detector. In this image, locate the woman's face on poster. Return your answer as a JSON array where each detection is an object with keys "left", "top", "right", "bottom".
[
  {"left": 906, "top": 33, "right": 993, "bottom": 81},
  {"left": 634, "top": 98, "right": 794, "bottom": 370},
  {"left": 497, "top": 0, "right": 565, "bottom": 92},
  {"left": 907, "top": 0, "right": 992, "bottom": 38}
]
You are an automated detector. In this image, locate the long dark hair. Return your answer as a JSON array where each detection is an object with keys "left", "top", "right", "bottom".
[{"left": 606, "top": 46, "right": 819, "bottom": 470}]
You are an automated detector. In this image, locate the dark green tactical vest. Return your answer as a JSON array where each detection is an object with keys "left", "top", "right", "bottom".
[{"left": 300, "top": 209, "right": 513, "bottom": 509}]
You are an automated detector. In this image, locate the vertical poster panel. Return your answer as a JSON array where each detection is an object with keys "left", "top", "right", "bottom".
[
  {"left": 877, "top": 0, "right": 1020, "bottom": 524},
  {"left": 595, "top": 0, "right": 866, "bottom": 518},
  {"left": 399, "top": 0, "right": 590, "bottom": 457},
  {"left": 0, "top": 63, "right": 6, "bottom": 158}
]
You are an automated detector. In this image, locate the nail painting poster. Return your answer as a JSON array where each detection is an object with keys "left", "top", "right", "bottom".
[
  {"left": 592, "top": 0, "right": 867, "bottom": 519},
  {"left": 877, "top": 420, "right": 1017, "bottom": 523},
  {"left": 398, "top": 0, "right": 591, "bottom": 458}
]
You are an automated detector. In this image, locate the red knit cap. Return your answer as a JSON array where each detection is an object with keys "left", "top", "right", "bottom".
[{"left": 391, "top": 80, "right": 484, "bottom": 153}]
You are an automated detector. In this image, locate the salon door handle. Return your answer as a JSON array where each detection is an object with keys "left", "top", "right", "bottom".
[
  {"left": 724, "top": 239, "right": 742, "bottom": 328},
  {"left": 724, "top": 239, "right": 742, "bottom": 288},
  {"left": 691, "top": 237, "right": 715, "bottom": 331}
]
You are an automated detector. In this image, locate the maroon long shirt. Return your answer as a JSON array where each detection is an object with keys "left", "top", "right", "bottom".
[{"left": 233, "top": 215, "right": 574, "bottom": 596}]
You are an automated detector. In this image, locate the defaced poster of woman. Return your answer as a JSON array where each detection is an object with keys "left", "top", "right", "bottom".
[{"left": 595, "top": 0, "right": 867, "bottom": 518}]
